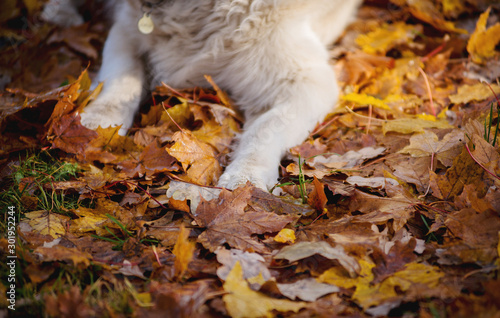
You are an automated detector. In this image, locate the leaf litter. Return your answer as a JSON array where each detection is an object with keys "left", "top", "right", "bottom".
[{"left": 1, "top": 0, "right": 500, "bottom": 317}]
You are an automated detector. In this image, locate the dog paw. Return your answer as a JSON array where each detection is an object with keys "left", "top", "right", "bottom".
[
  {"left": 80, "top": 103, "right": 132, "bottom": 136},
  {"left": 217, "top": 164, "right": 278, "bottom": 192}
]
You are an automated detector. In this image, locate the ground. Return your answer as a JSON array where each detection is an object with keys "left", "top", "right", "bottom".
[{"left": 0, "top": 0, "right": 500, "bottom": 317}]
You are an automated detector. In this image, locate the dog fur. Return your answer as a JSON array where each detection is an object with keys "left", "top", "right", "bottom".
[{"left": 44, "top": 0, "right": 362, "bottom": 191}]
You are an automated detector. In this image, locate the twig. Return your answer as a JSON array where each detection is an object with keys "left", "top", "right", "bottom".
[{"left": 418, "top": 67, "right": 436, "bottom": 117}]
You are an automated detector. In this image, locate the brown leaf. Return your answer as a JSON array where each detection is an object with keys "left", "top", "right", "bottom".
[
  {"left": 49, "top": 113, "right": 98, "bottom": 154},
  {"left": 194, "top": 185, "right": 295, "bottom": 253},
  {"left": 399, "top": 130, "right": 465, "bottom": 167},
  {"left": 34, "top": 245, "right": 92, "bottom": 269},
  {"left": 45, "top": 286, "right": 93, "bottom": 318},
  {"left": 429, "top": 145, "right": 484, "bottom": 200},
  {"left": 308, "top": 176, "right": 328, "bottom": 212}
]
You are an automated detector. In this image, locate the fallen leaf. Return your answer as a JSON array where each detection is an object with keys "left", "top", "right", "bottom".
[
  {"left": 274, "top": 229, "right": 296, "bottom": 244},
  {"left": 274, "top": 241, "right": 359, "bottom": 277},
  {"left": 429, "top": 145, "right": 484, "bottom": 200},
  {"left": 117, "top": 260, "right": 146, "bottom": 279},
  {"left": 467, "top": 7, "right": 500, "bottom": 64},
  {"left": 173, "top": 225, "right": 195, "bottom": 279},
  {"left": 215, "top": 248, "right": 271, "bottom": 282},
  {"left": 382, "top": 117, "right": 453, "bottom": 134},
  {"left": 34, "top": 245, "right": 91, "bottom": 269},
  {"left": 20, "top": 211, "right": 69, "bottom": 239},
  {"left": 356, "top": 22, "right": 422, "bottom": 55},
  {"left": 449, "top": 83, "right": 500, "bottom": 104},
  {"left": 222, "top": 262, "right": 307, "bottom": 318},
  {"left": 167, "top": 130, "right": 221, "bottom": 185},
  {"left": 194, "top": 186, "right": 295, "bottom": 252},
  {"left": 166, "top": 181, "right": 222, "bottom": 214},
  {"left": 345, "top": 176, "right": 399, "bottom": 189},
  {"left": 399, "top": 130, "right": 465, "bottom": 167},
  {"left": 403, "top": 0, "right": 467, "bottom": 33},
  {"left": 277, "top": 278, "right": 340, "bottom": 302}
]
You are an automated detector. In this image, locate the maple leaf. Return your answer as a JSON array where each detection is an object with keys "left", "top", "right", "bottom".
[
  {"left": 84, "top": 127, "right": 142, "bottom": 164},
  {"left": 49, "top": 113, "right": 98, "bottom": 154},
  {"left": 429, "top": 144, "right": 484, "bottom": 200},
  {"left": 399, "top": 130, "right": 465, "bottom": 167},
  {"left": 194, "top": 186, "right": 295, "bottom": 253},
  {"left": 222, "top": 262, "right": 307, "bottom": 318},
  {"left": 356, "top": 22, "right": 422, "bottom": 55},
  {"left": 167, "top": 130, "right": 222, "bottom": 186},
  {"left": 118, "top": 139, "right": 179, "bottom": 177},
  {"left": 467, "top": 7, "right": 500, "bottom": 64},
  {"left": 449, "top": 83, "right": 500, "bottom": 104}
]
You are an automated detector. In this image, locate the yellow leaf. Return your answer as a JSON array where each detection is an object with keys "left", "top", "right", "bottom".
[
  {"left": 167, "top": 130, "right": 222, "bottom": 185},
  {"left": 223, "top": 262, "right": 307, "bottom": 318},
  {"left": 318, "top": 258, "right": 375, "bottom": 289},
  {"left": 354, "top": 263, "right": 444, "bottom": 309},
  {"left": 173, "top": 225, "right": 195, "bottom": 279},
  {"left": 467, "top": 7, "right": 500, "bottom": 64},
  {"left": 356, "top": 22, "right": 421, "bottom": 55},
  {"left": 274, "top": 229, "right": 296, "bottom": 244},
  {"left": 21, "top": 211, "right": 70, "bottom": 239},
  {"left": 449, "top": 83, "right": 500, "bottom": 104},
  {"left": 382, "top": 117, "right": 452, "bottom": 134},
  {"left": 71, "top": 206, "right": 109, "bottom": 234},
  {"left": 342, "top": 93, "right": 391, "bottom": 110},
  {"left": 406, "top": 0, "right": 467, "bottom": 34},
  {"left": 441, "top": 0, "right": 465, "bottom": 18}
]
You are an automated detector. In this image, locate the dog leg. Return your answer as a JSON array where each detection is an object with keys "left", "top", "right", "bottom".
[
  {"left": 217, "top": 23, "right": 338, "bottom": 191},
  {"left": 80, "top": 23, "right": 144, "bottom": 135}
]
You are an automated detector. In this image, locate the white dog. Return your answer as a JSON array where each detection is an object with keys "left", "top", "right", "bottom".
[{"left": 43, "top": 0, "right": 362, "bottom": 191}]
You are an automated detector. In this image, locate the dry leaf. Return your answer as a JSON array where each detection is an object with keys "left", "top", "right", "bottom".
[
  {"left": 222, "top": 262, "right": 307, "bottom": 318},
  {"left": 399, "top": 130, "right": 465, "bottom": 167},
  {"left": 173, "top": 225, "right": 195, "bottom": 279},
  {"left": 274, "top": 241, "right": 360, "bottom": 277},
  {"left": 194, "top": 186, "right": 295, "bottom": 252},
  {"left": 467, "top": 7, "right": 500, "bottom": 64}
]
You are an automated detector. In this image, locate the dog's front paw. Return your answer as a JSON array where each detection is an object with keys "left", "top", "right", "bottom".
[
  {"left": 80, "top": 103, "right": 133, "bottom": 136},
  {"left": 217, "top": 163, "right": 279, "bottom": 191}
]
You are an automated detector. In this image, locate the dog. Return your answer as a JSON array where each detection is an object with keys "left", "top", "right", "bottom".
[{"left": 43, "top": 0, "right": 362, "bottom": 191}]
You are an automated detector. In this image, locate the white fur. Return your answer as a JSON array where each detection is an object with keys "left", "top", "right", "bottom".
[{"left": 48, "top": 0, "right": 361, "bottom": 190}]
